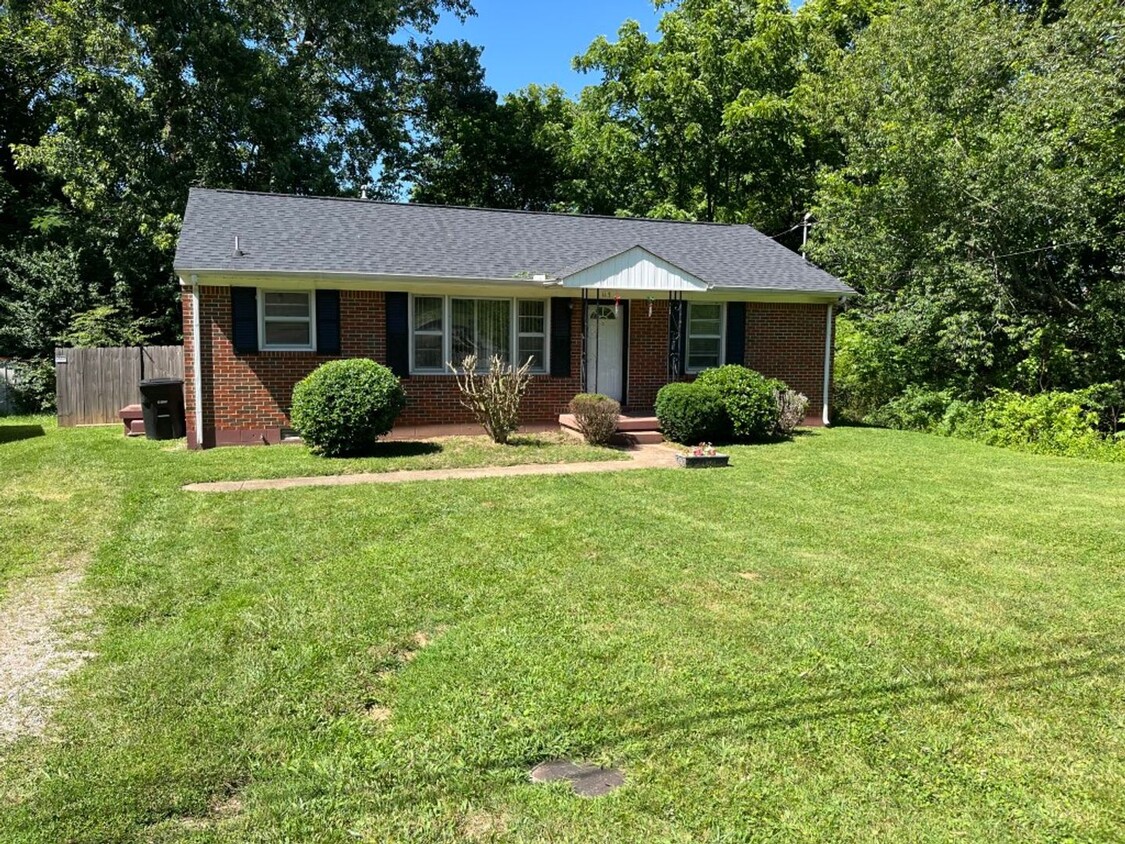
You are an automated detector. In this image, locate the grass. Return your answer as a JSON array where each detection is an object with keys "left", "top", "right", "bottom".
[
  {"left": 0, "top": 422, "right": 619, "bottom": 600},
  {"left": 136, "top": 429, "right": 626, "bottom": 483},
  {"left": 0, "top": 417, "right": 1123, "bottom": 842}
]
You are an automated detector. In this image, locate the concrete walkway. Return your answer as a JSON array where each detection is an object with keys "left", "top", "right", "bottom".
[{"left": 183, "top": 444, "right": 680, "bottom": 493}]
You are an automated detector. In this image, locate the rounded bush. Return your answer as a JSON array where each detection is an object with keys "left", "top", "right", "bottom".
[
  {"left": 290, "top": 359, "right": 406, "bottom": 457},
  {"left": 694, "top": 365, "right": 779, "bottom": 442},
  {"left": 655, "top": 382, "right": 728, "bottom": 444},
  {"left": 568, "top": 393, "right": 620, "bottom": 445}
]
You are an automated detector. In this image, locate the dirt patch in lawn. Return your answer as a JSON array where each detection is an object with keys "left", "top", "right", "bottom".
[
  {"left": 0, "top": 557, "right": 92, "bottom": 743},
  {"left": 460, "top": 808, "right": 510, "bottom": 841}
]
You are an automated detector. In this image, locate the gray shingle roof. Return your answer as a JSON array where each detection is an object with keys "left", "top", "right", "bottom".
[{"left": 174, "top": 188, "right": 853, "bottom": 295}]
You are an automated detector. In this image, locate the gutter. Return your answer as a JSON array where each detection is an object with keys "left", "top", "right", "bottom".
[
  {"left": 190, "top": 274, "right": 204, "bottom": 448},
  {"left": 174, "top": 266, "right": 856, "bottom": 298},
  {"left": 822, "top": 304, "right": 835, "bottom": 426}
]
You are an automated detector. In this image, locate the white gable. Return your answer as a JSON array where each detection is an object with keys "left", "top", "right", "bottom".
[{"left": 560, "top": 246, "right": 708, "bottom": 292}]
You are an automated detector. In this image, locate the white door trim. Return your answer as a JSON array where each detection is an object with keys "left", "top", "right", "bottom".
[{"left": 585, "top": 302, "right": 626, "bottom": 402}]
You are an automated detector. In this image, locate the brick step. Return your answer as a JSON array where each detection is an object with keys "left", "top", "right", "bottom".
[
  {"left": 614, "top": 415, "right": 660, "bottom": 432},
  {"left": 615, "top": 430, "right": 664, "bottom": 445},
  {"left": 118, "top": 403, "right": 145, "bottom": 437},
  {"left": 559, "top": 413, "right": 663, "bottom": 445}
]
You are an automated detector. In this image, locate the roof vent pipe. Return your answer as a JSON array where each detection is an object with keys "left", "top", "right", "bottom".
[{"left": 233, "top": 235, "right": 243, "bottom": 257}]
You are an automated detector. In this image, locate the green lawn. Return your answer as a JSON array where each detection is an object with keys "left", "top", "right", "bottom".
[{"left": 1, "top": 418, "right": 1123, "bottom": 842}]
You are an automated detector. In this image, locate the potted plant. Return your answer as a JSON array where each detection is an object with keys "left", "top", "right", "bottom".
[{"left": 675, "top": 442, "right": 730, "bottom": 469}]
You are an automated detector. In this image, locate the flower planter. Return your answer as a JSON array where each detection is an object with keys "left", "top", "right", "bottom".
[{"left": 675, "top": 452, "right": 730, "bottom": 469}]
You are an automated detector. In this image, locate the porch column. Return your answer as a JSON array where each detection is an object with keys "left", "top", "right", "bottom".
[{"left": 667, "top": 291, "right": 684, "bottom": 382}]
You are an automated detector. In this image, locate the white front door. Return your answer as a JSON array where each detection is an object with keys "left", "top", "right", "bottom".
[{"left": 586, "top": 303, "right": 625, "bottom": 401}]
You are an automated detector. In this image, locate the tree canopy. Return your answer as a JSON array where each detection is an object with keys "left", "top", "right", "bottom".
[
  {"left": 1, "top": 0, "right": 1121, "bottom": 416},
  {"left": 0, "top": 0, "right": 471, "bottom": 357},
  {"left": 807, "top": 0, "right": 1124, "bottom": 409}
]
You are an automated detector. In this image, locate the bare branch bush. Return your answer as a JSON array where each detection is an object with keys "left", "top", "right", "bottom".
[{"left": 449, "top": 354, "right": 533, "bottom": 444}]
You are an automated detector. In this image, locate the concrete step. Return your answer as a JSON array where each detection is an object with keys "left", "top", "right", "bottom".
[
  {"left": 615, "top": 430, "right": 664, "bottom": 445},
  {"left": 614, "top": 415, "right": 660, "bottom": 432},
  {"left": 127, "top": 419, "right": 146, "bottom": 437},
  {"left": 559, "top": 413, "right": 664, "bottom": 445}
]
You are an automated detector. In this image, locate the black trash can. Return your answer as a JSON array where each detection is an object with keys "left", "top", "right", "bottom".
[{"left": 138, "top": 378, "right": 186, "bottom": 440}]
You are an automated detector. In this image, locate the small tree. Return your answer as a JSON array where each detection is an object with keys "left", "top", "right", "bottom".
[{"left": 449, "top": 354, "right": 533, "bottom": 444}]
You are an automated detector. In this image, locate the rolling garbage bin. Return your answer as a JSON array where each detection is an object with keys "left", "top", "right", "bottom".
[{"left": 138, "top": 378, "right": 186, "bottom": 440}]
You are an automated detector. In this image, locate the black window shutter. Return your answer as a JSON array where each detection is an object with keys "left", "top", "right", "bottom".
[
  {"left": 725, "top": 302, "right": 746, "bottom": 366},
  {"left": 385, "top": 292, "right": 409, "bottom": 377},
  {"left": 315, "top": 290, "right": 341, "bottom": 355},
  {"left": 230, "top": 287, "right": 258, "bottom": 354},
  {"left": 549, "top": 297, "right": 571, "bottom": 378}
]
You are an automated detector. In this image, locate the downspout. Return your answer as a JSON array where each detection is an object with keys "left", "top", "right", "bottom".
[
  {"left": 190, "top": 275, "right": 204, "bottom": 448},
  {"left": 822, "top": 304, "right": 834, "bottom": 426}
]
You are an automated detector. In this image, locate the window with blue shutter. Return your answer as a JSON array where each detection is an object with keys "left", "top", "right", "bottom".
[
  {"left": 385, "top": 292, "right": 409, "bottom": 377},
  {"left": 549, "top": 297, "right": 571, "bottom": 377},
  {"left": 725, "top": 302, "right": 746, "bottom": 366},
  {"left": 230, "top": 287, "right": 258, "bottom": 354},
  {"left": 316, "top": 290, "right": 341, "bottom": 355}
]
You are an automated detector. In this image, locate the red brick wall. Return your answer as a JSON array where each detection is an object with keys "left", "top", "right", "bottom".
[
  {"left": 746, "top": 302, "right": 831, "bottom": 416},
  {"left": 627, "top": 299, "right": 678, "bottom": 410},
  {"left": 184, "top": 287, "right": 583, "bottom": 447},
  {"left": 183, "top": 287, "right": 833, "bottom": 447},
  {"left": 183, "top": 286, "right": 384, "bottom": 447}
]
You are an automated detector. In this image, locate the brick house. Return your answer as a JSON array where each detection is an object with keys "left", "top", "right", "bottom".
[{"left": 174, "top": 189, "right": 854, "bottom": 448}]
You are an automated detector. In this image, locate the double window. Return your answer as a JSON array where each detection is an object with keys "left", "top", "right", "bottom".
[
  {"left": 411, "top": 296, "right": 548, "bottom": 373},
  {"left": 260, "top": 291, "right": 315, "bottom": 351},
  {"left": 686, "top": 302, "right": 724, "bottom": 372}
]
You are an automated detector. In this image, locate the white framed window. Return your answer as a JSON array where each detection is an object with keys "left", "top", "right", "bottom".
[
  {"left": 409, "top": 295, "right": 549, "bottom": 374},
  {"left": 686, "top": 302, "right": 724, "bottom": 372},
  {"left": 451, "top": 298, "right": 512, "bottom": 367},
  {"left": 260, "top": 290, "right": 315, "bottom": 351},
  {"left": 411, "top": 295, "right": 445, "bottom": 371},
  {"left": 517, "top": 300, "right": 547, "bottom": 372}
]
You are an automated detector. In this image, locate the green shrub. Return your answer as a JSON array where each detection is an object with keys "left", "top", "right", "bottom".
[
  {"left": 936, "top": 399, "right": 985, "bottom": 439},
  {"left": 655, "top": 382, "right": 728, "bottom": 444},
  {"left": 977, "top": 390, "right": 1109, "bottom": 458},
  {"left": 1078, "top": 381, "right": 1125, "bottom": 438},
  {"left": 693, "top": 365, "right": 778, "bottom": 441},
  {"left": 568, "top": 393, "right": 620, "bottom": 445},
  {"left": 866, "top": 386, "right": 954, "bottom": 431},
  {"left": 6, "top": 357, "right": 56, "bottom": 413},
  {"left": 290, "top": 359, "right": 406, "bottom": 457},
  {"left": 869, "top": 385, "right": 1125, "bottom": 463}
]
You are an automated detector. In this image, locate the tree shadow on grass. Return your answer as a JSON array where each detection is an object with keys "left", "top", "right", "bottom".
[
  {"left": 504, "top": 435, "right": 555, "bottom": 449},
  {"left": 627, "top": 635, "right": 1123, "bottom": 743},
  {"left": 0, "top": 424, "right": 45, "bottom": 444},
  {"left": 365, "top": 441, "right": 443, "bottom": 458},
  {"left": 379, "top": 637, "right": 1122, "bottom": 816}
]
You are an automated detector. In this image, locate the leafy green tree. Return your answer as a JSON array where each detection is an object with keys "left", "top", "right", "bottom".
[
  {"left": 2, "top": 0, "right": 473, "bottom": 350},
  {"left": 56, "top": 306, "right": 151, "bottom": 349},
  {"left": 807, "top": 0, "right": 1125, "bottom": 402},
  {"left": 404, "top": 38, "right": 577, "bottom": 210},
  {"left": 569, "top": 0, "right": 816, "bottom": 229},
  {"left": 0, "top": 244, "right": 101, "bottom": 357}
]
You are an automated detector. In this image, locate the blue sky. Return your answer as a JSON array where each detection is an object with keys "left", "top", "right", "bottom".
[
  {"left": 430, "top": 0, "right": 664, "bottom": 97},
  {"left": 428, "top": 1, "right": 805, "bottom": 98}
]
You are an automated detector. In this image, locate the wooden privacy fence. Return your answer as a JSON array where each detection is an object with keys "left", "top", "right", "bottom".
[{"left": 56, "top": 345, "right": 184, "bottom": 427}]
